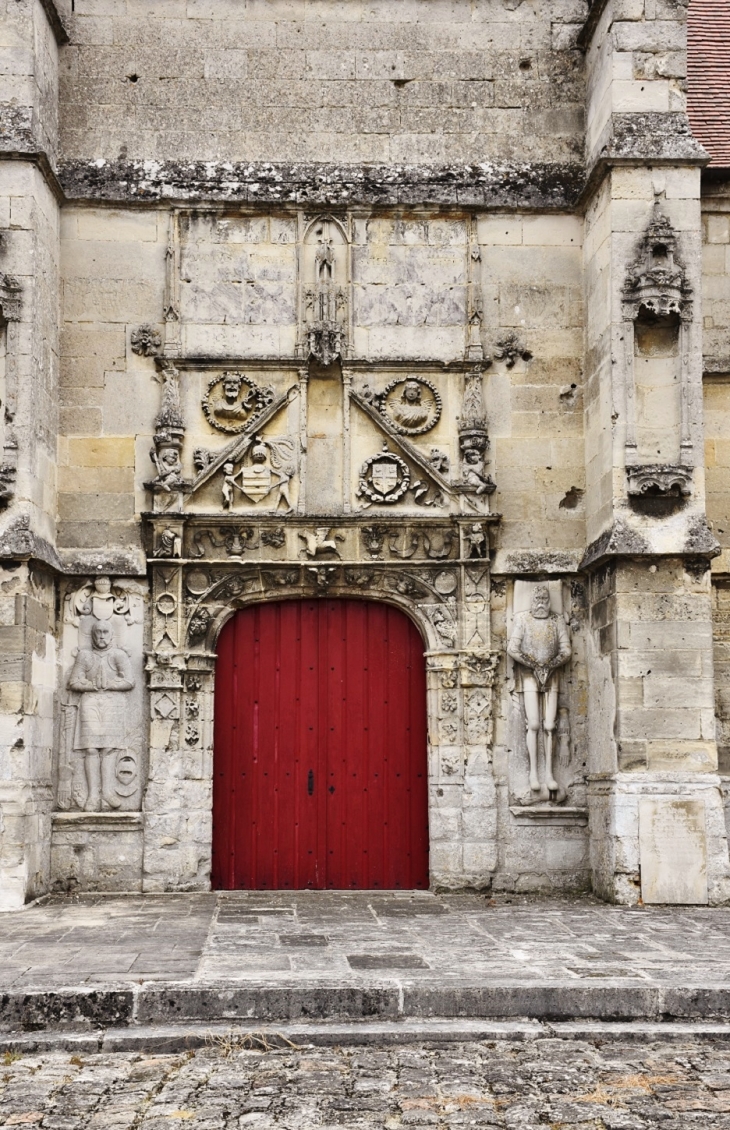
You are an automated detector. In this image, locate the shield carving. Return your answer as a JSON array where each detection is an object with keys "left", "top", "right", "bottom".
[
  {"left": 239, "top": 466, "right": 272, "bottom": 502},
  {"left": 371, "top": 458, "right": 399, "bottom": 497}
]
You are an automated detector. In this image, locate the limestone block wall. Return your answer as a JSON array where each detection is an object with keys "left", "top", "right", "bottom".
[
  {"left": 58, "top": 206, "right": 164, "bottom": 561},
  {"left": 58, "top": 0, "right": 586, "bottom": 166},
  {"left": 584, "top": 0, "right": 689, "bottom": 168},
  {"left": 702, "top": 184, "right": 730, "bottom": 838},
  {"left": 0, "top": 0, "right": 62, "bottom": 909}
]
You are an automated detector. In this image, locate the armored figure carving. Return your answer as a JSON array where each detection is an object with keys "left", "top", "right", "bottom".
[
  {"left": 66, "top": 621, "right": 136, "bottom": 811},
  {"left": 507, "top": 585, "right": 571, "bottom": 794}
]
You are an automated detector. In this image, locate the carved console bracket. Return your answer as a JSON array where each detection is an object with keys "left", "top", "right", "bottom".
[
  {"left": 626, "top": 464, "right": 693, "bottom": 499},
  {"left": 0, "top": 272, "right": 21, "bottom": 322}
]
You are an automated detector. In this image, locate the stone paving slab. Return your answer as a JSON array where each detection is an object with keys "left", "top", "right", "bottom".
[
  {"left": 3, "top": 891, "right": 730, "bottom": 1029},
  {"left": 3, "top": 1036, "right": 730, "bottom": 1128}
]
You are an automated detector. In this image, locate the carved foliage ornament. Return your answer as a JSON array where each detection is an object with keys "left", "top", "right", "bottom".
[
  {"left": 203, "top": 372, "right": 274, "bottom": 435},
  {"left": 131, "top": 324, "right": 162, "bottom": 357}
]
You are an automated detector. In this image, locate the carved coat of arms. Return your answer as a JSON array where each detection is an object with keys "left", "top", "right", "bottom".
[{"left": 357, "top": 445, "right": 410, "bottom": 505}]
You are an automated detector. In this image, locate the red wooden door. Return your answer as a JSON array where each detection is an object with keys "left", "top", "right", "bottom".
[{"left": 212, "top": 600, "right": 429, "bottom": 890}]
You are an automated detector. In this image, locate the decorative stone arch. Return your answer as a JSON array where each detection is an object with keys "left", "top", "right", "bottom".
[{"left": 143, "top": 516, "right": 500, "bottom": 893}]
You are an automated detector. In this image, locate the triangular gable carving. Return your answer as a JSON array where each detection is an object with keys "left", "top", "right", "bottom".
[
  {"left": 350, "top": 391, "right": 454, "bottom": 501},
  {"left": 187, "top": 386, "right": 297, "bottom": 502}
]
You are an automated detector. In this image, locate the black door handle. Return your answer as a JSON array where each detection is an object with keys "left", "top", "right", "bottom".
[{"left": 307, "top": 769, "right": 314, "bottom": 796}]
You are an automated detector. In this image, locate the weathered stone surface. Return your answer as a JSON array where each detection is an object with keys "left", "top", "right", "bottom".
[
  {"left": 5, "top": 1033, "right": 730, "bottom": 1128},
  {"left": 2, "top": 0, "right": 730, "bottom": 910}
]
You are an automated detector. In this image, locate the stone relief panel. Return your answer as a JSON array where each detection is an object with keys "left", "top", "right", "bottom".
[
  {"left": 178, "top": 213, "right": 298, "bottom": 358},
  {"left": 505, "top": 579, "right": 585, "bottom": 812},
  {"left": 57, "top": 577, "right": 147, "bottom": 813}
]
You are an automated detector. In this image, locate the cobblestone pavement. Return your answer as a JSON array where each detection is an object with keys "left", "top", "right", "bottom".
[
  {"left": 4, "top": 891, "right": 730, "bottom": 991},
  {"left": 2, "top": 1037, "right": 730, "bottom": 1128}
]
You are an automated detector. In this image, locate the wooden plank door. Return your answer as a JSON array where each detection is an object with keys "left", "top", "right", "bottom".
[{"left": 212, "top": 599, "right": 429, "bottom": 889}]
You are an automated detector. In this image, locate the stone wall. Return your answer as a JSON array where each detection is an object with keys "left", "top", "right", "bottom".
[
  {"left": 1, "top": 0, "right": 729, "bottom": 907},
  {"left": 59, "top": 0, "right": 586, "bottom": 166}
]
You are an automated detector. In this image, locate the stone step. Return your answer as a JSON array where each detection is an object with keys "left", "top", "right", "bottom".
[
  {"left": 1, "top": 1018, "right": 730, "bottom": 1055},
  {"left": 4, "top": 981, "right": 730, "bottom": 1035}
]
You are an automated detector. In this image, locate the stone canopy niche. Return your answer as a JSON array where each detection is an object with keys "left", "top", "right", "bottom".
[{"left": 622, "top": 207, "right": 694, "bottom": 514}]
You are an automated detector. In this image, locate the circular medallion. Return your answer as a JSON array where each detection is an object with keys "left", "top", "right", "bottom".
[
  {"left": 434, "top": 570, "right": 457, "bottom": 596},
  {"left": 357, "top": 446, "right": 410, "bottom": 504},
  {"left": 380, "top": 377, "right": 441, "bottom": 436},
  {"left": 186, "top": 570, "right": 210, "bottom": 597},
  {"left": 155, "top": 592, "right": 177, "bottom": 617},
  {"left": 202, "top": 372, "right": 273, "bottom": 435}
]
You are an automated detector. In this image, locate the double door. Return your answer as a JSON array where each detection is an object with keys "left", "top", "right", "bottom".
[{"left": 212, "top": 599, "right": 429, "bottom": 890}]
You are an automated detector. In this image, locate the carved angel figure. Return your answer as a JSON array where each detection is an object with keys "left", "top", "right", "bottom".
[
  {"left": 507, "top": 585, "right": 571, "bottom": 793},
  {"left": 389, "top": 380, "right": 432, "bottom": 431}
]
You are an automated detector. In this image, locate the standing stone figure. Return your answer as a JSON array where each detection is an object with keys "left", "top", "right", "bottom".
[
  {"left": 507, "top": 584, "right": 571, "bottom": 794},
  {"left": 66, "top": 620, "right": 136, "bottom": 811}
]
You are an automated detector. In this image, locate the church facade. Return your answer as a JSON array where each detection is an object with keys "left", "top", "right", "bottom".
[{"left": 2, "top": 0, "right": 730, "bottom": 907}]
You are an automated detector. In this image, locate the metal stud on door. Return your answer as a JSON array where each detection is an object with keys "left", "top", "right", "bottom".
[{"left": 212, "top": 599, "right": 429, "bottom": 890}]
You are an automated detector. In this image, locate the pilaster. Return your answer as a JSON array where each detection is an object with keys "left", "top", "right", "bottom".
[
  {"left": 581, "top": 0, "right": 730, "bottom": 903},
  {"left": 0, "top": 0, "right": 62, "bottom": 908}
]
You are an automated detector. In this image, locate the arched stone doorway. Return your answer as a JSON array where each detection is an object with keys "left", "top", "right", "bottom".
[{"left": 211, "top": 598, "right": 429, "bottom": 890}]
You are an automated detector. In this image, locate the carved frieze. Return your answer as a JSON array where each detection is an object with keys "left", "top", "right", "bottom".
[{"left": 299, "top": 528, "right": 344, "bottom": 557}]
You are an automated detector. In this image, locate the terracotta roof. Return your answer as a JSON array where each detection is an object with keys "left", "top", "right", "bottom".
[{"left": 688, "top": 0, "right": 730, "bottom": 167}]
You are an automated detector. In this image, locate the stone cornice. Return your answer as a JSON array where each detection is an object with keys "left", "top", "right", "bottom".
[{"left": 57, "top": 158, "right": 585, "bottom": 211}]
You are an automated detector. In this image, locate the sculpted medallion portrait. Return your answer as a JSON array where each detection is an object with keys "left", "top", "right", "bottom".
[
  {"left": 380, "top": 377, "right": 441, "bottom": 435},
  {"left": 202, "top": 371, "right": 272, "bottom": 434}
]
